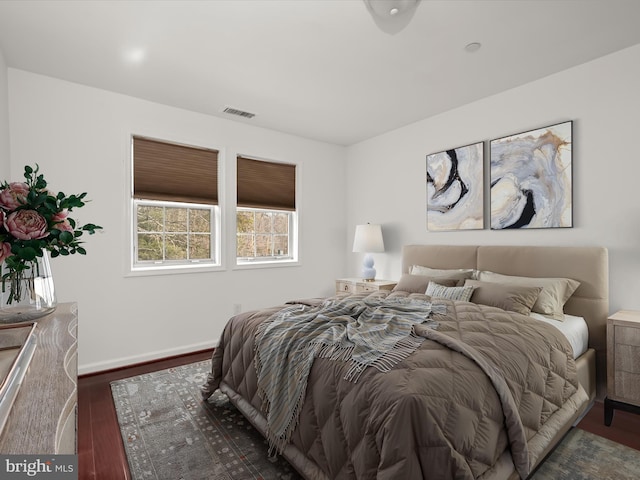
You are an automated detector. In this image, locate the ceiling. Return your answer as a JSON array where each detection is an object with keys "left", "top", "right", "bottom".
[{"left": 0, "top": 0, "right": 639, "bottom": 146}]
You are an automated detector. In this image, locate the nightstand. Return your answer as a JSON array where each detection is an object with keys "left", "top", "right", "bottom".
[
  {"left": 335, "top": 278, "right": 397, "bottom": 295},
  {"left": 605, "top": 310, "right": 640, "bottom": 426}
]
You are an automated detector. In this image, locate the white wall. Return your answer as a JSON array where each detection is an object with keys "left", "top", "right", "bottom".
[
  {"left": 346, "top": 43, "right": 640, "bottom": 313},
  {"left": 0, "top": 48, "right": 9, "bottom": 175},
  {"left": 8, "top": 69, "right": 347, "bottom": 374},
  {"left": 8, "top": 43, "right": 640, "bottom": 373}
]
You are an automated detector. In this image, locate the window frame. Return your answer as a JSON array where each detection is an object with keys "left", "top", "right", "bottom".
[
  {"left": 132, "top": 199, "right": 221, "bottom": 271},
  {"left": 127, "top": 134, "right": 223, "bottom": 276},
  {"left": 236, "top": 207, "right": 297, "bottom": 264},
  {"left": 235, "top": 155, "right": 299, "bottom": 268}
]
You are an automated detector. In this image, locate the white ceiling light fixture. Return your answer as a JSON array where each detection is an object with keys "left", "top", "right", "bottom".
[{"left": 365, "top": 0, "right": 419, "bottom": 19}]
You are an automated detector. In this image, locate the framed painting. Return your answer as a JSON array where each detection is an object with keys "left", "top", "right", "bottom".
[
  {"left": 426, "top": 141, "right": 484, "bottom": 231},
  {"left": 490, "top": 121, "right": 572, "bottom": 229}
]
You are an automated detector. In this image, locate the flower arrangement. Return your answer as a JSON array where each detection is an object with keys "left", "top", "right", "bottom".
[{"left": 0, "top": 165, "right": 102, "bottom": 304}]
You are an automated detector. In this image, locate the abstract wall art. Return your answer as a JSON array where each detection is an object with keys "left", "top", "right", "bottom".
[
  {"left": 426, "top": 141, "right": 484, "bottom": 231},
  {"left": 490, "top": 121, "right": 572, "bottom": 230}
]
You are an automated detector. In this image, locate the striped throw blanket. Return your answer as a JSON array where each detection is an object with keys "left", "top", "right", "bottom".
[{"left": 254, "top": 295, "right": 443, "bottom": 454}]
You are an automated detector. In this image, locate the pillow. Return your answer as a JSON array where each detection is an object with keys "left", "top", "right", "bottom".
[
  {"left": 476, "top": 271, "right": 580, "bottom": 320},
  {"left": 464, "top": 279, "right": 542, "bottom": 316},
  {"left": 393, "top": 274, "right": 460, "bottom": 294},
  {"left": 425, "top": 282, "right": 475, "bottom": 302},
  {"left": 409, "top": 265, "right": 475, "bottom": 280}
]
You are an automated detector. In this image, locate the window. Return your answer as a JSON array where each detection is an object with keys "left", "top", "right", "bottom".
[
  {"left": 236, "top": 156, "right": 297, "bottom": 264},
  {"left": 237, "top": 208, "right": 292, "bottom": 260},
  {"left": 132, "top": 136, "right": 220, "bottom": 269},
  {"left": 135, "top": 201, "right": 216, "bottom": 263}
]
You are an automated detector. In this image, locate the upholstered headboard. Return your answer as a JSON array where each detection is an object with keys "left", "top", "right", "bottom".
[{"left": 402, "top": 244, "right": 609, "bottom": 394}]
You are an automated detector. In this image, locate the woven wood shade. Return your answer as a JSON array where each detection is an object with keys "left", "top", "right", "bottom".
[
  {"left": 133, "top": 136, "right": 218, "bottom": 205},
  {"left": 237, "top": 156, "right": 296, "bottom": 211}
]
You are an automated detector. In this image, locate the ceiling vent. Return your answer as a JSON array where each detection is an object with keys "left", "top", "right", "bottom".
[{"left": 222, "top": 106, "right": 256, "bottom": 119}]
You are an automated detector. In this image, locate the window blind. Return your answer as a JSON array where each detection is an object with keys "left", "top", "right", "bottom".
[
  {"left": 133, "top": 136, "right": 218, "bottom": 205},
  {"left": 237, "top": 156, "right": 296, "bottom": 211}
]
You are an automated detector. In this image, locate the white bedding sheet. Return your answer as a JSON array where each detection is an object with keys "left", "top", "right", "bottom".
[{"left": 529, "top": 312, "right": 589, "bottom": 359}]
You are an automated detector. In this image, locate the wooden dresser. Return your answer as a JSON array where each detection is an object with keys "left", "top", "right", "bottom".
[{"left": 0, "top": 302, "right": 78, "bottom": 453}]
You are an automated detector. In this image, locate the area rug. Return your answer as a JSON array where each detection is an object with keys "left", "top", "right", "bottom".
[
  {"left": 111, "top": 360, "right": 301, "bottom": 480},
  {"left": 112, "top": 360, "right": 640, "bottom": 480},
  {"left": 530, "top": 427, "right": 640, "bottom": 479}
]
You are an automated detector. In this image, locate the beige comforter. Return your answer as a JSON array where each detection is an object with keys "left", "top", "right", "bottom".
[{"left": 202, "top": 291, "right": 588, "bottom": 479}]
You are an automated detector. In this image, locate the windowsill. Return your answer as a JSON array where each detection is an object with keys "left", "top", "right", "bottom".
[
  {"left": 125, "top": 263, "right": 225, "bottom": 277},
  {"left": 125, "top": 258, "right": 301, "bottom": 276},
  {"left": 233, "top": 259, "right": 300, "bottom": 270}
]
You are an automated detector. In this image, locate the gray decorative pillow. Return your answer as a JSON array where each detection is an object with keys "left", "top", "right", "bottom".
[
  {"left": 393, "top": 274, "right": 460, "bottom": 294},
  {"left": 425, "top": 282, "right": 475, "bottom": 302},
  {"left": 464, "top": 279, "right": 542, "bottom": 316}
]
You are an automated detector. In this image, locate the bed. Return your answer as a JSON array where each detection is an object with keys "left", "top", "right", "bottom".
[{"left": 202, "top": 244, "right": 609, "bottom": 479}]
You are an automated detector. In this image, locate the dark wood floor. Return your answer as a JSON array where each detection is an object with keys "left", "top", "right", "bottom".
[
  {"left": 78, "top": 349, "right": 214, "bottom": 480},
  {"left": 78, "top": 350, "right": 640, "bottom": 479}
]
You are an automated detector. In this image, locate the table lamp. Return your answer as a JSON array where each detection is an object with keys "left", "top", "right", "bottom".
[{"left": 352, "top": 224, "right": 385, "bottom": 281}]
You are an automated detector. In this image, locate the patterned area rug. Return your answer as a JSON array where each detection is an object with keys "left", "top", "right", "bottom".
[
  {"left": 531, "top": 427, "right": 640, "bottom": 479},
  {"left": 112, "top": 360, "right": 640, "bottom": 480},
  {"left": 111, "top": 360, "right": 301, "bottom": 480}
]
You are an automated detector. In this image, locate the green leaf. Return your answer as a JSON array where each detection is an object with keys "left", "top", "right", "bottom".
[
  {"left": 59, "top": 231, "right": 74, "bottom": 244},
  {"left": 44, "top": 197, "right": 58, "bottom": 211},
  {"left": 17, "top": 247, "right": 38, "bottom": 261},
  {"left": 82, "top": 223, "right": 103, "bottom": 234}
]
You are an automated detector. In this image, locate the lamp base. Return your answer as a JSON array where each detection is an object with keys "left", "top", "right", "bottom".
[{"left": 361, "top": 254, "right": 376, "bottom": 282}]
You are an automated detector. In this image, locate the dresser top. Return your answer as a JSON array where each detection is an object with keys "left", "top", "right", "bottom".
[{"left": 0, "top": 302, "right": 77, "bottom": 454}]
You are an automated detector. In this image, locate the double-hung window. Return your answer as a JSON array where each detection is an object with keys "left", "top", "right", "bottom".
[
  {"left": 236, "top": 156, "right": 297, "bottom": 264},
  {"left": 132, "top": 136, "right": 220, "bottom": 270}
]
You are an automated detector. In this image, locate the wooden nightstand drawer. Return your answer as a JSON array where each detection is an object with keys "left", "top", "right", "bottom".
[
  {"left": 614, "top": 371, "right": 640, "bottom": 401},
  {"left": 615, "top": 344, "right": 640, "bottom": 372},
  {"left": 336, "top": 281, "right": 356, "bottom": 294},
  {"left": 614, "top": 325, "right": 640, "bottom": 347},
  {"left": 360, "top": 283, "right": 381, "bottom": 292}
]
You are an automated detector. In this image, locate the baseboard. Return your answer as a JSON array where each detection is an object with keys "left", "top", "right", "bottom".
[{"left": 78, "top": 338, "right": 219, "bottom": 376}]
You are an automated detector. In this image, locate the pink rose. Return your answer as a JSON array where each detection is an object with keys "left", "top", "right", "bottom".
[
  {"left": 0, "top": 210, "right": 4, "bottom": 225},
  {"left": 0, "top": 242, "right": 11, "bottom": 263},
  {"left": 52, "top": 210, "right": 74, "bottom": 237},
  {"left": 5, "top": 210, "right": 49, "bottom": 240},
  {"left": 0, "top": 182, "right": 30, "bottom": 210},
  {"left": 51, "top": 210, "right": 68, "bottom": 222},
  {"left": 55, "top": 219, "right": 74, "bottom": 234}
]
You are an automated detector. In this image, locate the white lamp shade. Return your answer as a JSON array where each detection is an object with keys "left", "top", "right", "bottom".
[{"left": 352, "top": 224, "right": 385, "bottom": 253}]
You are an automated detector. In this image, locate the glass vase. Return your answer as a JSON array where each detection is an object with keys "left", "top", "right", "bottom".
[{"left": 0, "top": 251, "right": 57, "bottom": 324}]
